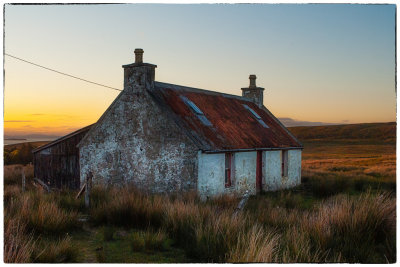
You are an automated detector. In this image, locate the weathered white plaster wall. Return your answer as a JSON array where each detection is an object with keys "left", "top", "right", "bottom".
[
  {"left": 197, "top": 151, "right": 257, "bottom": 199},
  {"left": 286, "top": 149, "right": 302, "bottom": 188},
  {"left": 197, "top": 152, "right": 225, "bottom": 199},
  {"left": 263, "top": 149, "right": 302, "bottom": 191},
  {"left": 234, "top": 151, "right": 257, "bottom": 196},
  {"left": 262, "top": 150, "right": 281, "bottom": 191}
]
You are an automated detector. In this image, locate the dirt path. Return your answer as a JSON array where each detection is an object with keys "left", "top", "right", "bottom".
[
  {"left": 81, "top": 225, "right": 99, "bottom": 263},
  {"left": 72, "top": 218, "right": 100, "bottom": 263}
]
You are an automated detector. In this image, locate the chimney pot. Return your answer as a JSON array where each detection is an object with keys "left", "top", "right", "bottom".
[
  {"left": 241, "top": 74, "right": 264, "bottom": 107},
  {"left": 134, "top": 48, "right": 144, "bottom": 63},
  {"left": 123, "top": 48, "right": 157, "bottom": 92},
  {"left": 249, "top": 74, "right": 257, "bottom": 88}
]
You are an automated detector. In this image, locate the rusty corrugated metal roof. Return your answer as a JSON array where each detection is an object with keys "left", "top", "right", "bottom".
[{"left": 151, "top": 82, "right": 302, "bottom": 152}]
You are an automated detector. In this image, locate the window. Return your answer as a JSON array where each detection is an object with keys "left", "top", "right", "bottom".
[
  {"left": 282, "top": 150, "right": 288, "bottom": 177},
  {"left": 181, "top": 96, "right": 212, "bottom": 126},
  {"left": 225, "top": 153, "right": 234, "bottom": 187},
  {"left": 242, "top": 104, "right": 269, "bottom": 128},
  {"left": 186, "top": 99, "right": 203, "bottom": 115}
]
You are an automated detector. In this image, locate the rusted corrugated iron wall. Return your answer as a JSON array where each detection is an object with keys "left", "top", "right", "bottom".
[{"left": 33, "top": 128, "right": 90, "bottom": 190}]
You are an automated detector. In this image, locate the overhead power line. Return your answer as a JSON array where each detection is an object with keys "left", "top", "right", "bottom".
[{"left": 5, "top": 53, "right": 122, "bottom": 92}]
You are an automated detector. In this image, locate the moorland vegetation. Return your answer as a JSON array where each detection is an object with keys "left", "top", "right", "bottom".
[{"left": 4, "top": 123, "right": 396, "bottom": 263}]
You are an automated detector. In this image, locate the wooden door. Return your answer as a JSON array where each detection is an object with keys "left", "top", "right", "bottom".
[{"left": 256, "top": 151, "right": 263, "bottom": 193}]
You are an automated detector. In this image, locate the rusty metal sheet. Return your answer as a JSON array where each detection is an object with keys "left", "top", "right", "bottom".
[{"left": 153, "top": 82, "right": 302, "bottom": 151}]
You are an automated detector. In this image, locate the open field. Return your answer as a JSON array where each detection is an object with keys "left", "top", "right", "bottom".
[
  {"left": 4, "top": 141, "right": 50, "bottom": 165},
  {"left": 289, "top": 122, "right": 396, "bottom": 198},
  {"left": 4, "top": 123, "right": 396, "bottom": 263}
]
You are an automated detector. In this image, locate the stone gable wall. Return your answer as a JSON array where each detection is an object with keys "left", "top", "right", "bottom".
[{"left": 79, "top": 65, "right": 199, "bottom": 193}]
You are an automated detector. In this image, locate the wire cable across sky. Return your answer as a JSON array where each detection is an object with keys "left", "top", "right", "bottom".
[{"left": 5, "top": 53, "right": 123, "bottom": 91}]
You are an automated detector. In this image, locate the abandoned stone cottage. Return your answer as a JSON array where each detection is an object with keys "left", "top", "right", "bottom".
[{"left": 33, "top": 49, "right": 303, "bottom": 198}]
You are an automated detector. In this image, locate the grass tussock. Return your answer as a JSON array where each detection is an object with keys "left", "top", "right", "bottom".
[
  {"left": 4, "top": 164, "right": 23, "bottom": 186},
  {"left": 90, "top": 186, "right": 164, "bottom": 229},
  {"left": 130, "top": 229, "right": 169, "bottom": 252},
  {"left": 309, "top": 192, "right": 395, "bottom": 262},
  {"left": 18, "top": 193, "right": 79, "bottom": 234},
  {"left": 89, "top": 185, "right": 282, "bottom": 262},
  {"left": 4, "top": 180, "right": 396, "bottom": 263},
  {"left": 87, "top": 183, "right": 396, "bottom": 263},
  {"left": 3, "top": 217, "right": 35, "bottom": 263},
  {"left": 33, "top": 236, "right": 79, "bottom": 263},
  {"left": 227, "top": 225, "right": 279, "bottom": 263},
  {"left": 243, "top": 190, "right": 395, "bottom": 263}
]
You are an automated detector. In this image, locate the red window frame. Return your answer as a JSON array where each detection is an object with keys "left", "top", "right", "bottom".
[
  {"left": 282, "top": 150, "right": 288, "bottom": 177},
  {"left": 225, "top": 153, "right": 232, "bottom": 187}
]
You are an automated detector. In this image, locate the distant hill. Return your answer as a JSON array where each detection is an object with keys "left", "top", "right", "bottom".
[
  {"left": 288, "top": 122, "right": 396, "bottom": 142},
  {"left": 4, "top": 141, "right": 50, "bottom": 165}
]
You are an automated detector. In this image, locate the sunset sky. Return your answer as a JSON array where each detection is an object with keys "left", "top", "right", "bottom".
[{"left": 4, "top": 4, "right": 396, "bottom": 137}]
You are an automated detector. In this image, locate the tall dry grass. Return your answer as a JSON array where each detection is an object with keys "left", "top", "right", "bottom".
[
  {"left": 11, "top": 191, "right": 80, "bottom": 234},
  {"left": 89, "top": 185, "right": 281, "bottom": 262},
  {"left": 310, "top": 192, "right": 395, "bottom": 262},
  {"left": 227, "top": 225, "right": 279, "bottom": 263},
  {"left": 4, "top": 164, "right": 34, "bottom": 186},
  {"left": 130, "top": 228, "right": 169, "bottom": 251},
  {"left": 4, "top": 174, "right": 82, "bottom": 263},
  {"left": 90, "top": 186, "right": 164, "bottom": 229},
  {"left": 32, "top": 236, "right": 79, "bottom": 263},
  {"left": 4, "top": 170, "right": 395, "bottom": 263},
  {"left": 88, "top": 183, "right": 395, "bottom": 263},
  {"left": 3, "top": 217, "right": 35, "bottom": 263}
]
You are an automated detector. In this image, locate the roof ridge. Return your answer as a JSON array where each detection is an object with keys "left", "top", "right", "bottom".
[{"left": 154, "top": 81, "right": 253, "bottom": 102}]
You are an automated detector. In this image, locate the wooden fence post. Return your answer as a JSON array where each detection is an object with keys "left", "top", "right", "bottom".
[
  {"left": 21, "top": 168, "right": 26, "bottom": 192},
  {"left": 85, "top": 172, "right": 93, "bottom": 208}
]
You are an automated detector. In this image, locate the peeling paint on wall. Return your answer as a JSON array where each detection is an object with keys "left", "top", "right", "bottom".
[
  {"left": 234, "top": 151, "right": 257, "bottom": 196},
  {"left": 263, "top": 149, "right": 302, "bottom": 191},
  {"left": 198, "top": 149, "right": 302, "bottom": 199},
  {"left": 197, "top": 152, "right": 225, "bottom": 199},
  {"left": 197, "top": 151, "right": 258, "bottom": 199},
  {"left": 287, "top": 149, "right": 302, "bottom": 188}
]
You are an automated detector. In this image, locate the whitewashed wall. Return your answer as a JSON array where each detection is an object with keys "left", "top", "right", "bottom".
[
  {"left": 233, "top": 151, "right": 257, "bottom": 195},
  {"left": 197, "top": 149, "right": 302, "bottom": 199},
  {"left": 197, "top": 152, "right": 225, "bottom": 199},
  {"left": 263, "top": 149, "right": 302, "bottom": 191},
  {"left": 262, "top": 150, "right": 282, "bottom": 191},
  {"left": 197, "top": 151, "right": 257, "bottom": 199},
  {"left": 286, "top": 149, "right": 302, "bottom": 188}
]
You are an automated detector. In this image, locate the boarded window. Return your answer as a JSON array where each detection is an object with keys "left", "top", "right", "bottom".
[
  {"left": 282, "top": 150, "right": 288, "bottom": 177},
  {"left": 225, "top": 153, "right": 234, "bottom": 187}
]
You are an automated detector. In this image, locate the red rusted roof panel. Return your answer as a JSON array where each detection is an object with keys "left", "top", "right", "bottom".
[{"left": 154, "top": 82, "right": 302, "bottom": 151}]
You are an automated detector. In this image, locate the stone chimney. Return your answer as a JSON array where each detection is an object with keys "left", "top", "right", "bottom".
[
  {"left": 122, "top": 48, "right": 157, "bottom": 92},
  {"left": 241, "top": 75, "right": 265, "bottom": 107}
]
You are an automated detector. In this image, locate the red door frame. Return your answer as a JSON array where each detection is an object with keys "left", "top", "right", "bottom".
[{"left": 256, "top": 151, "right": 263, "bottom": 193}]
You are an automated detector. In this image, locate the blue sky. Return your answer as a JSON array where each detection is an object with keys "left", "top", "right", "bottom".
[{"left": 4, "top": 4, "right": 396, "bottom": 135}]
